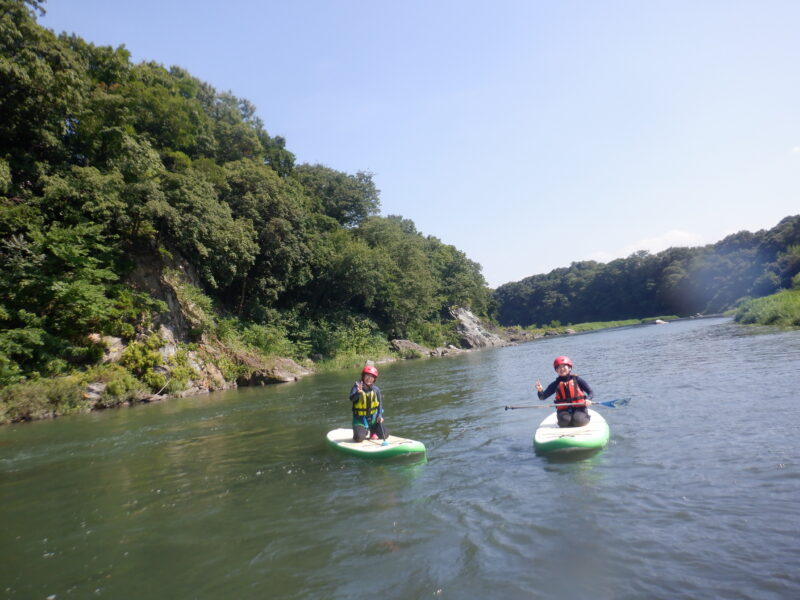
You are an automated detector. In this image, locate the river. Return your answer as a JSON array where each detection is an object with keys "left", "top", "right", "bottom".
[{"left": 1, "top": 317, "right": 799, "bottom": 599}]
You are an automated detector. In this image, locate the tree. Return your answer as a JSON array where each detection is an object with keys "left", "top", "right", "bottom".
[
  {"left": 154, "top": 171, "right": 258, "bottom": 289},
  {"left": 218, "top": 159, "right": 312, "bottom": 312},
  {"left": 354, "top": 216, "right": 437, "bottom": 336},
  {"left": 294, "top": 164, "right": 380, "bottom": 227},
  {"left": 0, "top": 0, "right": 89, "bottom": 184}
]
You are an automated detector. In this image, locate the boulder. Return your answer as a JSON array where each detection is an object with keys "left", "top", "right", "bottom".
[
  {"left": 82, "top": 382, "right": 107, "bottom": 401},
  {"left": 236, "top": 356, "right": 313, "bottom": 386},
  {"left": 390, "top": 339, "right": 431, "bottom": 357},
  {"left": 431, "top": 344, "right": 466, "bottom": 357}
]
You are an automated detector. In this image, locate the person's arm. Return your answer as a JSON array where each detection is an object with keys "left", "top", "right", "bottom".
[
  {"left": 537, "top": 380, "right": 557, "bottom": 400},
  {"left": 349, "top": 382, "right": 362, "bottom": 402},
  {"left": 576, "top": 376, "right": 594, "bottom": 400}
]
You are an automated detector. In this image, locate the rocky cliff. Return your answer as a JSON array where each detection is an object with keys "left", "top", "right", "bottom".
[{"left": 83, "top": 252, "right": 509, "bottom": 408}]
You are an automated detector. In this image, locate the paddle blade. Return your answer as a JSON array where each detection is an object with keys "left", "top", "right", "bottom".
[{"left": 598, "top": 397, "right": 630, "bottom": 408}]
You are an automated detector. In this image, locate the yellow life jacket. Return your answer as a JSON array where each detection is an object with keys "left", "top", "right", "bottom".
[{"left": 352, "top": 390, "right": 380, "bottom": 417}]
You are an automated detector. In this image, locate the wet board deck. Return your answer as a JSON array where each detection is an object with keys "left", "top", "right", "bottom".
[
  {"left": 326, "top": 428, "right": 426, "bottom": 458},
  {"left": 533, "top": 409, "right": 610, "bottom": 455}
]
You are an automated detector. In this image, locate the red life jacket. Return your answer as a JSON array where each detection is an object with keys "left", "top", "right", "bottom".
[{"left": 555, "top": 376, "right": 586, "bottom": 410}]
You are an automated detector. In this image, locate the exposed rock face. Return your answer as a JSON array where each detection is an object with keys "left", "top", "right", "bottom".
[
  {"left": 236, "top": 356, "right": 313, "bottom": 385},
  {"left": 96, "top": 248, "right": 314, "bottom": 398},
  {"left": 102, "top": 336, "right": 126, "bottom": 362},
  {"left": 88, "top": 333, "right": 126, "bottom": 363},
  {"left": 391, "top": 339, "right": 430, "bottom": 356},
  {"left": 186, "top": 345, "right": 233, "bottom": 392},
  {"left": 449, "top": 307, "right": 511, "bottom": 349},
  {"left": 390, "top": 339, "right": 468, "bottom": 358},
  {"left": 126, "top": 254, "right": 198, "bottom": 344}
]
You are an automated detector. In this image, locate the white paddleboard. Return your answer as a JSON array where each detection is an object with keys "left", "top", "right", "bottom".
[
  {"left": 533, "top": 409, "right": 610, "bottom": 454},
  {"left": 326, "top": 428, "right": 426, "bottom": 458}
]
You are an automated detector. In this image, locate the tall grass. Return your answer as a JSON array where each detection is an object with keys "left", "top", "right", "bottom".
[{"left": 734, "top": 290, "right": 800, "bottom": 327}]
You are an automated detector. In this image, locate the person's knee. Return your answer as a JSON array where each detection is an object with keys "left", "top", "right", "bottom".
[
  {"left": 572, "top": 411, "right": 590, "bottom": 427},
  {"left": 557, "top": 411, "right": 572, "bottom": 427},
  {"left": 353, "top": 426, "right": 368, "bottom": 442}
]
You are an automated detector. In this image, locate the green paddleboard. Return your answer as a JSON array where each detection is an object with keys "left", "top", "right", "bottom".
[
  {"left": 326, "top": 428, "right": 426, "bottom": 458},
  {"left": 533, "top": 409, "right": 610, "bottom": 455}
]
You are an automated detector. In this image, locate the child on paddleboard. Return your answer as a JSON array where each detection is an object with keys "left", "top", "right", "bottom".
[
  {"left": 350, "top": 362, "right": 388, "bottom": 442},
  {"left": 535, "top": 355, "right": 594, "bottom": 428}
]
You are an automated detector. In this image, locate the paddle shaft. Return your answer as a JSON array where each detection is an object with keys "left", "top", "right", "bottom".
[
  {"left": 504, "top": 400, "right": 621, "bottom": 411},
  {"left": 505, "top": 402, "right": 589, "bottom": 410}
]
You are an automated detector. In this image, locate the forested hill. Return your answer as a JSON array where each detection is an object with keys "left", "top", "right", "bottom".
[
  {"left": 0, "top": 0, "right": 490, "bottom": 391},
  {"left": 493, "top": 215, "right": 800, "bottom": 327}
]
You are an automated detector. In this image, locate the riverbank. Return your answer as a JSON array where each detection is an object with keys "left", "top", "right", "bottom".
[
  {"left": 0, "top": 310, "right": 729, "bottom": 426},
  {"left": 0, "top": 307, "right": 510, "bottom": 425},
  {"left": 500, "top": 315, "right": 682, "bottom": 342},
  {"left": 734, "top": 288, "right": 800, "bottom": 327}
]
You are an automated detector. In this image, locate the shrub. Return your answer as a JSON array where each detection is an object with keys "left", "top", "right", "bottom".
[
  {"left": 405, "top": 320, "right": 459, "bottom": 349},
  {"left": 119, "top": 334, "right": 166, "bottom": 391},
  {"left": 0, "top": 377, "right": 86, "bottom": 424},
  {"left": 82, "top": 364, "right": 146, "bottom": 407}
]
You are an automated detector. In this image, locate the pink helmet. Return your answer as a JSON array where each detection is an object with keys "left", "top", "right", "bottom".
[
  {"left": 362, "top": 365, "right": 379, "bottom": 378},
  {"left": 553, "top": 356, "right": 573, "bottom": 370}
]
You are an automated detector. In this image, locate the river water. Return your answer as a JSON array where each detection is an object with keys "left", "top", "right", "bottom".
[{"left": 1, "top": 317, "right": 799, "bottom": 599}]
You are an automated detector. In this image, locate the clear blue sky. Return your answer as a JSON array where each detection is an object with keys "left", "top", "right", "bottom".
[{"left": 40, "top": 0, "right": 800, "bottom": 288}]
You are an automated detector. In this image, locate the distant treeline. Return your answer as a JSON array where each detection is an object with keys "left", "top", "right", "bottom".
[
  {"left": 0, "top": 1, "right": 489, "bottom": 385},
  {"left": 492, "top": 215, "right": 800, "bottom": 327}
]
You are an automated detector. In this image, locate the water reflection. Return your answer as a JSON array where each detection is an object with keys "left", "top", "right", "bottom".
[{"left": 540, "top": 447, "right": 605, "bottom": 465}]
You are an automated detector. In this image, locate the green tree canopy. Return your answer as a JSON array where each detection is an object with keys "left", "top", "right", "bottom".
[{"left": 294, "top": 164, "right": 381, "bottom": 227}]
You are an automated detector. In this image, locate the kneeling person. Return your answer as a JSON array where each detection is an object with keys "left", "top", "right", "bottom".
[
  {"left": 535, "top": 355, "right": 594, "bottom": 428},
  {"left": 350, "top": 363, "right": 388, "bottom": 442}
]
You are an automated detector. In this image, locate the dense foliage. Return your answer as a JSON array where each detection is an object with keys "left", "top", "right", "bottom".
[
  {"left": 0, "top": 0, "right": 490, "bottom": 388},
  {"left": 493, "top": 216, "right": 800, "bottom": 327}
]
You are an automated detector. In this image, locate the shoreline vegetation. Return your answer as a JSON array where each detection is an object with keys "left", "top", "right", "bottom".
[
  {"left": 733, "top": 287, "right": 800, "bottom": 328},
  {"left": 1, "top": 301, "right": 796, "bottom": 426},
  {"left": 0, "top": 312, "right": 708, "bottom": 426},
  {"left": 516, "top": 315, "right": 682, "bottom": 338}
]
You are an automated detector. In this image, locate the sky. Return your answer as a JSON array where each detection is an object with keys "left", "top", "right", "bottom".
[{"left": 39, "top": 0, "right": 800, "bottom": 288}]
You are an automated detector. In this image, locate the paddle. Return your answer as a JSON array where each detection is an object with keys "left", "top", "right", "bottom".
[
  {"left": 504, "top": 398, "right": 630, "bottom": 411},
  {"left": 374, "top": 418, "right": 389, "bottom": 446}
]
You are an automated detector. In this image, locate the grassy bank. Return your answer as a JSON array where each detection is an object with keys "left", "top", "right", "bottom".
[
  {"left": 522, "top": 316, "right": 680, "bottom": 337},
  {"left": 734, "top": 289, "right": 800, "bottom": 327}
]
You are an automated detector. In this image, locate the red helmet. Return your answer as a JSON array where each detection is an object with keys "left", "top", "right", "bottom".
[
  {"left": 362, "top": 365, "right": 379, "bottom": 378},
  {"left": 553, "top": 356, "right": 572, "bottom": 370}
]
